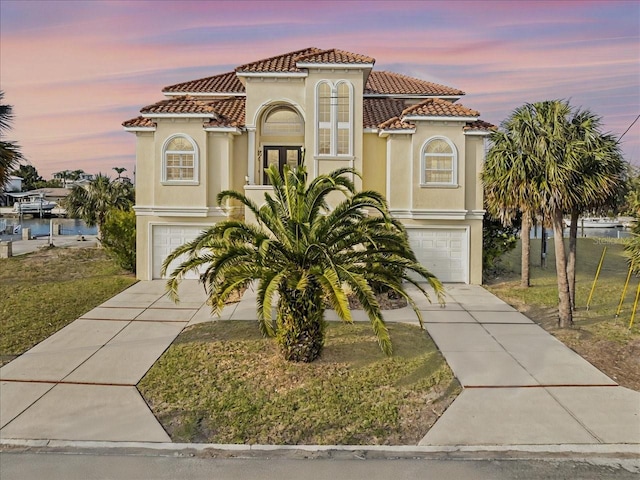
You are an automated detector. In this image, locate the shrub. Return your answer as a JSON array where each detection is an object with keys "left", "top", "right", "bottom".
[{"left": 101, "top": 208, "right": 136, "bottom": 272}]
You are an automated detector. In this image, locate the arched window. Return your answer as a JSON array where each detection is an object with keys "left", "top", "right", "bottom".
[
  {"left": 422, "top": 137, "right": 457, "bottom": 185},
  {"left": 163, "top": 135, "right": 198, "bottom": 183},
  {"left": 316, "top": 80, "right": 352, "bottom": 157},
  {"left": 262, "top": 106, "right": 303, "bottom": 136}
]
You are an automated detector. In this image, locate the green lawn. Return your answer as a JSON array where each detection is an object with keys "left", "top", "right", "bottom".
[
  {"left": 138, "top": 320, "right": 460, "bottom": 445},
  {"left": 0, "top": 246, "right": 137, "bottom": 365},
  {"left": 487, "top": 237, "right": 637, "bottom": 327},
  {"left": 486, "top": 236, "right": 640, "bottom": 389}
]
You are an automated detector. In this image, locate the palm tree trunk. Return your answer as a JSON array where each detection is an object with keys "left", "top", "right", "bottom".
[
  {"left": 567, "top": 209, "right": 579, "bottom": 311},
  {"left": 552, "top": 208, "right": 573, "bottom": 327},
  {"left": 276, "top": 287, "right": 326, "bottom": 362},
  {"left": 521, "top": 211, "right": 532, "bottom": 287}
]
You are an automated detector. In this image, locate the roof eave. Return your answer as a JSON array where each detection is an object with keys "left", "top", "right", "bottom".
[
  {"left": 464, "top": 130, "right": 493, "bottom": 136},
  {"left": 163, "top": 91, "right": 246, "bottom": 97},
  {"left": 204, "top": 126, "right": 243, "bottom": 134},
  {"left": 141, "top": 113, "right": 216, "bottom": 119},
  {"left": 379, "top": 128, "right": 416, "bottom": 137},
  {"left": 123, "top": 126, "right": 156, "bottom": 132},
  {"left": 236, "top": 71, "right": 308, "bottom": 78},
  {"left": 296, "top": 62, "right": 375, "bottom": 69},
  {"left": 403, "top": 115, "right": 479, "bottom": 122},
  {"left": 364, "top": 94, "right": 463, "bottom": 100}
]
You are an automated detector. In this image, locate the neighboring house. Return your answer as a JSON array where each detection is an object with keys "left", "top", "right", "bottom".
[
  {"left": 1, "top": 176, "right": 23, "bottom": 206},
  {"left": 123, "top": 47, "right": 494, "bottom": 283}
]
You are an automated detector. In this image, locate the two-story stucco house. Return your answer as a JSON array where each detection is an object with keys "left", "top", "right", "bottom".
[{"left": 123, "top": 47, "right": 493, "bottom": 284}]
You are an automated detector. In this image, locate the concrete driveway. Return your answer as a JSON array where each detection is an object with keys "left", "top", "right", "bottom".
[{"left": 1, "top": 281, "right": 639, "bottom": 449}]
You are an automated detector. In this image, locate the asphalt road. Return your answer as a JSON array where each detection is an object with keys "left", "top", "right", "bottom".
[{"left": 1, "top": 451, "right": 639, "bottom": 480}]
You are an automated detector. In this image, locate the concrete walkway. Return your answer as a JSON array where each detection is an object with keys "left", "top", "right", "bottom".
[{"left": 1, "top": 281, "right": 639, "bottom": 448}]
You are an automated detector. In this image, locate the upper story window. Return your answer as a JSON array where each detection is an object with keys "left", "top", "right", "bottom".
[
  {"left": 316, "top": 80, "right": 352, "bottom": 157},
  {"left": 163, "top": 134, "right": 198, "bottom": 184},
  {"left": 422, "top": 137, "right": 457, "bottom": 186},
  {"left": 262, "top": 106, "right": 303, "bottom": 136}
]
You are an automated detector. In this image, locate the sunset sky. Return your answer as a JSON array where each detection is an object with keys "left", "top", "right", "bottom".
[{"left": 1, "top": 0, "right": 638, "bottom": 179}]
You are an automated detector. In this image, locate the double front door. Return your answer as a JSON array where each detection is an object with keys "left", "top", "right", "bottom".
[{"left": 263, "top": 146, "right": 302, "bottom": 184}]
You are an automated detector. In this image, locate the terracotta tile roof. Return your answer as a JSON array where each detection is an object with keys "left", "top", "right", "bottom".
[
  {"left": 402, "top": 98, "right": 479, "bottom": 118},
  {"left": 464, "top": 119, "right": 497, "bottom": 132},
  {"left": 122, "top": 116, "right": 156, "bottom": 129},
  {"left": 365, "top": 71, "right": 464, "bottom": 97},
  {"left": 363, "top": 98, "right": 405, "bottom": 128},
  {"left": 162, "top": 71, "right": 245, "bottom": 94},
  {"left": 205, "top": 98, "right": 246, "bottom": 127},
  {"left": 140, "top": 96, "right": 217, "bottom": 115},
  {"left": 296, "top": 48, "right": 374, "bottom": 65},
  {"left": 236, "top": 47, "right": 324, "bottom": 73},
  {"left": 378, "top": 116, "right": 415, "bottom": 131}
]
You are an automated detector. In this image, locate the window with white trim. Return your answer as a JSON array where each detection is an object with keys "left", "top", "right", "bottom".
[
  {"left": 316, "top": 80, "right": 352, "bottom": 156},
  {"left": 163, "top": 135, "right": 198, "bottom": 183},
  {"left": 422, "top": 137, "right": 457, "bottom": 185}
]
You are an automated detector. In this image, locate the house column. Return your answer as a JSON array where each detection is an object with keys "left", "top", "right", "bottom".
[{"left": 247, "top": 127, "right": 256, "bottom": 185}]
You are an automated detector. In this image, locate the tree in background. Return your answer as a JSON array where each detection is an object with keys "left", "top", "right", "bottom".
[
  {"left": 63, "top": 173, "right": 134, "bottom": 239},
  {"left": 163, "top": 162, "right": 444, "bottom": 362},
  {"left": 0, "top": 91, "right": 24, "bottom": 188},
  {"left": 11, "top": 164, "right": 43, "bottom": 191},
  {"left": 112, "top": 167, "right": 127, "bottom": 180}
]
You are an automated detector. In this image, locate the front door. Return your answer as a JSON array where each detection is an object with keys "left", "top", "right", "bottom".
[{"left": 263, "top": 146, "right": 302, "bottom": 184}]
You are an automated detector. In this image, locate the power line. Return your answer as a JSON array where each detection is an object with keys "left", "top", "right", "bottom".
[{"left": 619, "top": 114, "right": 640, "bottom": 141}]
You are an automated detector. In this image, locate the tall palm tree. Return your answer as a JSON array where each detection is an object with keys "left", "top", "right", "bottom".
[
  {"left": 113, "top": 167, "right": 127, "bottom": 180},
  {"left": 565, "top": 110, "right": 627, "bottom": 309},
  {"left": 163, "top": 162, "right": 444, "bottom": 362},
  {"left": 0, "top": 91, "right": 23, "bottom": 188},
  {"left": 483, "top": 121, "right": 541, "bottom": 288},
  {"left": 63, "top": 173, "right": 134, "bottom": 239}
]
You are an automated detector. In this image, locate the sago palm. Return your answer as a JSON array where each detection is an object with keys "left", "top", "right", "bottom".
[{"left": 163, "top": 162, "right": 444, "bottom": 362}]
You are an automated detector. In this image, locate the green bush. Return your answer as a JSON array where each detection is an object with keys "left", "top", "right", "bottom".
[
  {"left": 483, "top": 214, "right": 518, "bottom": 279},
  {"left": 101, "top": 208, "right": 136, "bottom": 272}
]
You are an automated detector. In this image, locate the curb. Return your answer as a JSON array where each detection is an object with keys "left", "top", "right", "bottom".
[{"left": 2, "top": 439, "right": 639, "bottom": 459}]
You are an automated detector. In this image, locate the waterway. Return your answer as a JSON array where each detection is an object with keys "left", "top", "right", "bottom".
[
  {"left": 530, "top": 225, "right": 632, "bottom": 240},
  {"left": 0, "top": 217, "right": 97, "bottom": 241}
]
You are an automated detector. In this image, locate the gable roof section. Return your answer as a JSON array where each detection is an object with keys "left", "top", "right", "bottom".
[
  {"left": 363, "top": 98, "right": 406, "bottom": 128},
  {"left": 295, "top": 48, "right": 375, "bottom": 66},
  {"left": 133, "top": 96, "right": 246, "bottom": 128},
  {"left": 140, "top": 96, "right": 218, "bottom": 116},
  {"left": 402, "top": 98, "right": 479, "bottom": 119},
  {"left": 235, "top": 47, "right": 323, "bottom": 73},
  {"left": 464, "top": 119, "right": 497, "bottom": 133},
  {"left": 204, "top": 98, "right": 246, "bottom": 127},
  {"left": 122, "top": 116, "right": 156, "bottom": 130},
  {"left": 365, "top": 71, "right": 464, "bottom": 97},
  {"left": 163, "top": 71, "right": 245, "bottom": 95},
  {"left": 378, "top": 116, "right": 415, "bottom": 132}
]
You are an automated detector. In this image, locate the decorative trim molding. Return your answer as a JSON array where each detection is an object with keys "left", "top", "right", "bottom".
[
  {"left": 390, "top": 209, "right": 468, "bottom": 220},
  {"left": 134, "top": 205, "right": 235, "bottom": 217},
  {"left": 466, "top": 209, "right": 486, "bottom": 220}
]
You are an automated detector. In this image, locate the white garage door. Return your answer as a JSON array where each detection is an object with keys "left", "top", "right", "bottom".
[
  {"left": 152, "top": 225, "right": 207, "bottom": 279},
  {"left": 408, "top": 228, "right": 468, "bottom": 283}
]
